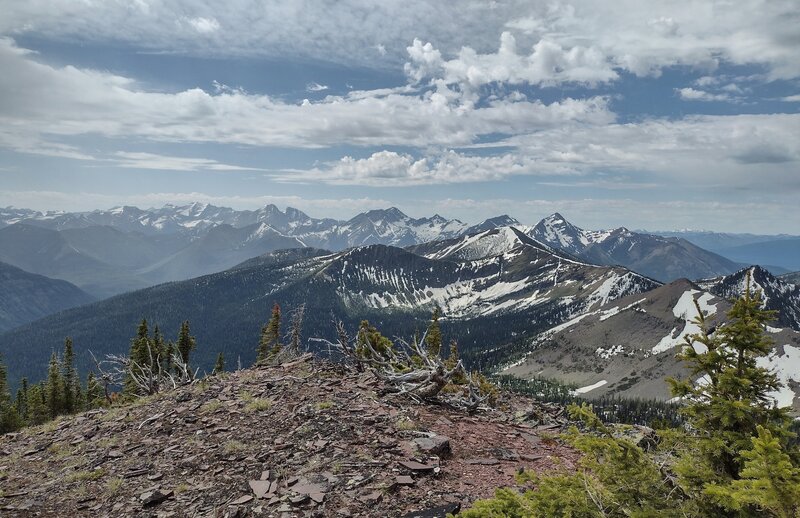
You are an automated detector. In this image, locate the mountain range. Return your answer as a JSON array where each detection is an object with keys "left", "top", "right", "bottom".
[
  {"left": 651, "top": 229, "right": 800, "bottom": 273},
  {"left": 0, "top": 204, "right": 773, "bottom": 304},
  {"left": 529, "top": 213, "right": 742, "bottom": 282},
  {"left": 0, "top": 227, "right": 660, "bottom": 387}
]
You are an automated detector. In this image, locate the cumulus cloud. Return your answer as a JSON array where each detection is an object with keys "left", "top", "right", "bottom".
[
  {"left": 1, "top": 1, "right": 798, "bottom": 79},
  {"left": 405, "top": 32, "right": 617, "bottom": 88},
  {"left": 0, "top": 38, "right": 612, "bottom": 152}
]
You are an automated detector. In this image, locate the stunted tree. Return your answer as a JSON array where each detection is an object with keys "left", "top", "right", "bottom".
[
  {"left": 287, "top": 304, "right": 305, "bottom": 354},
  {"left": 0, "top": 354, "right": 21, "bottom": 433},
  {"left": 213, "top": 352, "right": 225, "bottom": 375},
  {"left": 46, "top": 351, "right": 63, "bottom": 418},
  {"left": 85, "top": 371, "right": 104, "bottom": 409},
  {"left": 257, "top": 303, "right": 282, "bottom": 364},
  {"left": 61, "top": 337, "right": 82, "bottom": 414},
  {"left": 176, "top": 321, "right": 196, "bottom": 367},
  {"left": 426, "top": 307, "right": 443, "bottom": 357},
  {"left": 125, "top": 318, "right": 151, "bottom": 395},
  {"left": 15, "top": 377, "right": 28, "bottom": 423}
]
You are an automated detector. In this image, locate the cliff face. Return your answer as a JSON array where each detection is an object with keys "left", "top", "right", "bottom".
[{"left": 0, "top": 357, "right": 576, "bottom": 517}]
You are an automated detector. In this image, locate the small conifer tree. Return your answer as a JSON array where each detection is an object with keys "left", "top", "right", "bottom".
[
  {"left": 257, "top": 303, "right": 282, "bottom": 363},
  {"left": 15, "top": 377, "right": 29, "bottom": 422},
  {"left": 61, "top": 337, "right": 79, "bottom": 413},
  {"left": 45, "top": 351, "right": 64, "bottom": 418},
  {"left": 426, "top": 307, "right": 443, "bottom": 357},
  {"left": 0, "top": 354, "right": 22, "bottom": 433},
  {"left": 85, "top": 371, "right": 104, "bottom": 408},
  {"left": 176, "top": 321, "right": 196, "bottom": 366},
  {"left": 213, "top": 352, "right": 225, "bottom": 375}
]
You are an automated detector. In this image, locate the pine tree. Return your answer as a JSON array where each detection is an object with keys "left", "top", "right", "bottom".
[
  {"left": 125, "top": 318, "right": 151, "bottom": 395},
  {"left": 45, "top": 351, "right": 64, "bottom": 418},
  {"left": 85, "top": 372, "right": 104, "bottom": 408},
  {"left": 26, "top": 383, "right": 50, "bottom": 426},
  {"left": 706, "top": 425, "right": 800, "bottom": 517},
  {"left": 355, "top": 320, "right": 393, "bottom": 359},
  {"left": 257, "top": 303, "right": 281, "bottom": 363},
  {"left": 152, "top": 325, "right": 166, "bottom": 366},
  {"left": 175, "top": 320, "right": 196, "bottom": 366},
  {"left": 61, "top": 337, "right": 78, "bottom": 413},
  {"left": 668, "top": 273, "right": 797, "bottom": 514},
  {"left": 0, "top": 354, "right": 21, "bottom": 433},
  {"left": 213, "top": 352, "right": 225, "bottom": 375},
  {"left": 426, "top": 307, "right": 442, "bottom": 357},
  {"left": 163, "top": 341, "right": 175, "bottom": 374},
  {"left": 15, "top": 377, "right": 29, "bottom": 423}
]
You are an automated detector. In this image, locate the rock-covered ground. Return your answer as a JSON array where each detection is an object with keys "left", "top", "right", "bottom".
[{"left": 0, "top": 356, "right": 577, "bottom": 517}]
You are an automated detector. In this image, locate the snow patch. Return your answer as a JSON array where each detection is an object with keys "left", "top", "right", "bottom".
[{"left": 572, "top": 380, "right": 607, "bottom": 395}]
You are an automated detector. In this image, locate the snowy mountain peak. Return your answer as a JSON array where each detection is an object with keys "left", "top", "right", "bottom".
[
  {"left": 284, "top": 206, "right": 310, "bottom": 222},
  {"left": 531, "top": 213, "right": 589, "bottom": 253},
  {"left": 698, "top": 265, "right": 800, "bottom": 331}
]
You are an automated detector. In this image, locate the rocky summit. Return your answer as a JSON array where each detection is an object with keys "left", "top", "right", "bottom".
[{"left": 0, "top": 355, "right": 576, "bottom": 517}]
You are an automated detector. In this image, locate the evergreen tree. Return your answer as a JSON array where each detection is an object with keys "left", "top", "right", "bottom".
[
  {"left": 355, "top": 320, "right": 393, "bottom": 359},
  {"left": 125, "top": 318, "right": 151, "bottom": 395},
  {"left": 163, "top": 341, "right": 175, "bottom": 374},
  {"left": 26, "top": 383, "right": 50, "bottom": 426},
  {"left": 61, "top": 337, "right": 79, "bottom": 414},
  {"left": 15, "top": 377, "right": 28, "bottom": 423},
  {"left": 175, "top": 320, "right": 196, "bottom": 366},
  {"left": 257, "top": 303, "right": 281, "bottom": 363},
  {"left": 85, "top": 372, "right": 104, "bottom": 408},
  {"left": 45, "top": 351, "right": 64, "bottom": 418},
  {"left": 0, "top": 354, "right": 21, "bottom": 433},
  {"left": 707, "top": 425, "right": 800, "bottom": 517},
  {"left": 213, "top": 352, "right": 225, "bottom": 375},
  {"left": 152, "top": 325, "right": 167, "bottom": 369},
  {"left": 426, "top": 307, "right": 442, "bottom": 357},
  {"left": 668, "top": 273, "right": 796, "bottom": 514}
]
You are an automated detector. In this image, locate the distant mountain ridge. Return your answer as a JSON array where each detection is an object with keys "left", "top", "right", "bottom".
[
  {"left": 0, "top": 204, "right": 781, "bottom": 299},
  {"left": 0, "top": 261, "right": 94, "bottom": 332},
  {"left": 0, "top": 228, "right": 659, "bottom": 387},
  {"left": 529, "top": 213, "right": 742, "bottom": 282}
]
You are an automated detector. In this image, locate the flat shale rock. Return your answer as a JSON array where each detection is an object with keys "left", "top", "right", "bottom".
[{"left": 412, "top": 435, "right": 451, "bottom": 456}]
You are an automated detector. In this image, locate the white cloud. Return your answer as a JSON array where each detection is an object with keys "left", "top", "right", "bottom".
[
  {"left": 306, "top": 82, "right": 329, "bottom": 92},
  {"left": 1, "top": 1, "right": 798, "bottom": 80},
  {"left": 112, "top": 152, "right": 257, "bottom": 171},
  {"left": 782, "top": 94, "right": 800, "bottom": 102},
  {"left": 0, "top": 38, "right": 612, "bottom": 151},
  {"left": 676, "top": 87, "right": 733, "bottom": 102},
  {"left": 186, "top": 17, "right": 220, "bottom": 34},
  {"left": 278, "top": 149, "right": 575, "bottom": 186},
  {"left": 405, "top": 32, "right": 618, "bottom": 88},
  {"left": 278, "top": 113, "right": 800, "bottom": 188}
]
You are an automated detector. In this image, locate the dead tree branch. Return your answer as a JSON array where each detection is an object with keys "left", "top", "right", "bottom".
[{"left": 310, "top": 321, "right": 491, "bottom": 411}]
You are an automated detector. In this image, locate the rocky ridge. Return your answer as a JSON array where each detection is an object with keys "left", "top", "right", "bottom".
[{"left": 0, "top": 356, "right": 576, "bottom": 517}]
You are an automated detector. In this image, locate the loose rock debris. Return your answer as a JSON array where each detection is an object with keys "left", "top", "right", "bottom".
[{"left": 0, "top": 357, "right": 578, "bottom": 516}]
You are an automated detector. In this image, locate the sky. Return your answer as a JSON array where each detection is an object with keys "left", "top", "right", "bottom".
[{"left": 0, "top": 0, "right": 798, "bottom": 233}]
